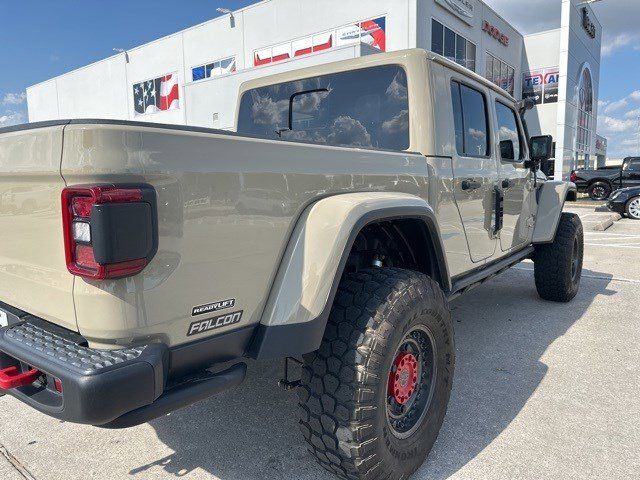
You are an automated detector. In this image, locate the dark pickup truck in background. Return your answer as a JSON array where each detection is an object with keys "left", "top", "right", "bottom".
[{"left": 571, "top": 157, "right": 640, "bottom": 200}]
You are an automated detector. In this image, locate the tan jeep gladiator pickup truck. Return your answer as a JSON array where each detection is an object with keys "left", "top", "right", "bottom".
[{"left": 0, "top": 49, "right": 581, "bottom": 479}]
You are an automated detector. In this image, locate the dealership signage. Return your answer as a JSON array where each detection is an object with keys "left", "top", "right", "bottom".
[
  {"left": 582, "top": 8, "right": 597, "bottom": 39},
  {"left": 253, "top": 17, "right": 386, "bottom": 67},
  {"left": 522, "top": 68, "right": 559, "bottom": 105},
  {"left": 435, "top": 0, "right": 475, "bottom": 25},
  {"left": 482, "top": 20, "right": 509, "bottom": 46}
]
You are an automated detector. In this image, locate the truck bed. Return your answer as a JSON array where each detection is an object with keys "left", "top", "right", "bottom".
[{"left": 0, "top": 119, "right": 465, "bottom": 357}]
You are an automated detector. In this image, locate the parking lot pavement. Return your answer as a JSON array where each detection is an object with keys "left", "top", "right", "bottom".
[
  {"left": 1, "top": 220, "right": 639, "bottom": 480},
  {"left": 564, "top": 203, "right": 622, "bottom": 231}
]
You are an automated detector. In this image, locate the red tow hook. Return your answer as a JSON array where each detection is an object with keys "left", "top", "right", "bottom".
[{"left": 0, "top": 366, "right": 42, "bottom": 390}]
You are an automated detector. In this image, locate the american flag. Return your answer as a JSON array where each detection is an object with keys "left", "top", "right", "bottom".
[{"left": 133, "top": 73, "right": 179, "bottom": 115}]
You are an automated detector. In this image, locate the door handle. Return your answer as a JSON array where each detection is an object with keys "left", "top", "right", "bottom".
[{"left": 461, "top": 179, "right": 482, "bottom": 191}]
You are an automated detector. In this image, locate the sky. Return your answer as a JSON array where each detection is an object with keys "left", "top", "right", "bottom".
[{"left": 1, "top": 0, "right": 639, "bottom": 158}]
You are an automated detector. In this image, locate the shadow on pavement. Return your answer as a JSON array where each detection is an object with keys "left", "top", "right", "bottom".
[{"left": 133, "top": 266, "right": 615, "bottom": 480}]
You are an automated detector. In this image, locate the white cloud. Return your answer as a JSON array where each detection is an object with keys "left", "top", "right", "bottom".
[
  {"left": 2, "top": 92, "right": 26, "bottom": 106},
  {"left": 629, "top": 91, "right": 640, "bottom": 102},
  {"left": 603, "top": 98, "right": 628, "bottom": 114},
  {"left": 602, "top": 33, "right": 640, "bottom": 57},
  {"left": 599, "top": 115, "right": 636, "bottom": 135},
  {"left": 0, "top": 110, "right": 26, "bottom": 126},
  {"left": 624, "top": 109, "right": 640, "bottom": 119}
]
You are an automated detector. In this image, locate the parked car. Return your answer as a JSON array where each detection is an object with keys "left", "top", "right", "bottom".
[
  {"left": 571, "top": 156, "right": 640, "bottom": 200},
  {"left": 607, "top": 186, "right": 640, "bottom": 220},
  {"left": 0, "top": 49, "right": 581, "bottom": 480}
]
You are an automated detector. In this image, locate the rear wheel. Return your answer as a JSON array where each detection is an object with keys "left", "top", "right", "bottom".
[
  {"left": 625, "top": 196, "right": 640, "bottom": 220},
  {"left": 588, "top": 182, "right": 612, "bottom": 201},
  {"left": 298, "top": 268, "right": 454, "bottom": 480},
  {"left": 534, "top": 213, "right": 583, "bottom": 302}
]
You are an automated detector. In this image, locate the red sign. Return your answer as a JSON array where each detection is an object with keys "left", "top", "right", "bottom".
[{"left": 482, "top": 21, "right": 509, "bottom": 47}]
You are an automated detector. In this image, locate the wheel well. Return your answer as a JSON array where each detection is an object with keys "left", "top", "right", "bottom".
[{"left": 344, "top": 218, "right": 447, "bottom": 291}]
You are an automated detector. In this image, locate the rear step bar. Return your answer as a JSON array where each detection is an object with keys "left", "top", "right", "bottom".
[
  {"left": 0, "top": 318, "right": 247, "bottom": 426},
  {"left": 102, "top": 362, "right": 247, "bottom": 429}
]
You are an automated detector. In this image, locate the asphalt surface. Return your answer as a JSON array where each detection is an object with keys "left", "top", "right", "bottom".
[{"left": 1, "top": 212, "right": 639, "bottom": 479}]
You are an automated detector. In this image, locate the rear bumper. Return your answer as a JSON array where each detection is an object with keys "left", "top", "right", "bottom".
[
  {"left": 0, "top": 315, "right": 246, "bottom": 427},
  {"left": 0, "top": 319, "right": 169, "bottom": 425},
  {"left": 574, "top": 181, "right": 589, "bottom": 193}
]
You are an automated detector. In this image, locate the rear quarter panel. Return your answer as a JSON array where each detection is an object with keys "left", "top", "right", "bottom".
[
  {"left": 0, "top": 125, "right": 76, "bottom": 330},
  {"left": 60, "top": 123, "right": 434, "bottom": 349}
]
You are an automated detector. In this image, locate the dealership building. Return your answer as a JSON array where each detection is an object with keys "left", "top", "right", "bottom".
[{"left": 27, "top": 0, "right": 604, "bottom": 179}]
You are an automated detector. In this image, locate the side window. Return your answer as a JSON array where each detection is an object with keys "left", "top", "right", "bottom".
[
  {"left": 627, "top": 159, "right": 640, "bottom": 172},
  {"left": 450, "top": 81, "right": 490, "bottom": 157},
  {"left": 495, "top": 102, "right": 523, "bottom": 161}
]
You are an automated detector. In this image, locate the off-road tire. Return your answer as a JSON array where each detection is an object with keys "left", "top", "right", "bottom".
[
  {"left": 534, "top": 213, "right": 584, "bottom": 302},
  {"left": 587, "top": 181, "right": 612, "bottom": 201},
  {"left": 298, "top": 268, "right": 454, "bottom": 480}
]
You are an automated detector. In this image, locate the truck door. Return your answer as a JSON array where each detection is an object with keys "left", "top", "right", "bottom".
[
  {"left": 494, "top": 100, "right": 536, "bottom": 251},
  {"left": 450, "top": 80, "right": 499, "bottom": 262},
  {"left": 622, "top": 158, "right": 640, "bottom": 188}
]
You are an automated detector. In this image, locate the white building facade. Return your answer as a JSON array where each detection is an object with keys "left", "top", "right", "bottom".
[
  {"left": 522, "top": 0, "right": 603, "bottom": 178},
  {"left": 27, "top": 0, "right": 602, "bottom": 179}
]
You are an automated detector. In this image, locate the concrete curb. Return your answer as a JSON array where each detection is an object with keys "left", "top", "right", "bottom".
[{"left": 592, "top": 213, "right": 622, "bottom": 231}]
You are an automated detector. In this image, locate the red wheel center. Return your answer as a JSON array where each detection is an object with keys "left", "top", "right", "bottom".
[{"left": 388, "top": 352, "right": 419, "bottom": 405}]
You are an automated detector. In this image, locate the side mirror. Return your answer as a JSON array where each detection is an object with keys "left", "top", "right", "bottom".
[
  {"left": 499, "top": 140, "right": 515, "bottom": 161},
  {"left": 529, "top": 135, "right": 553, "bottom": 162}
]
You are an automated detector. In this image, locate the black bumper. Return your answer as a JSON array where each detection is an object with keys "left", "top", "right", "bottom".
[
  {"left": 0, "top": 319, "right": 169, "bottom": 425},
  {"left": 574, "top": 181, "right": 589, "bottom": 193},
  {"left": 0, "top": 316, "right": 246, "bottom": 427},
  {"left": 607, "top": 199, "right": 626, "bottom": 215}
]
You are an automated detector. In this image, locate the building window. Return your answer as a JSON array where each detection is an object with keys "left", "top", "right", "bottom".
[
  {"left": 431, "top": 19, "right": 476, "bottom": 72},
  {"left": 451, "top": 81, "right": 490, "bottom": 157},
  {"left": 192, "top": 57, "right": 236, "bottom": 82},
  {"left": 485, "top": 53, "right": 514, "bottom": 96},
  {"left": 254, "top": 17, "right": 387, "bottom": 67}
]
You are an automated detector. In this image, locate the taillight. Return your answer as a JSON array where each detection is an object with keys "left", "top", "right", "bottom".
[
  {"left": 570, "top": 171, "right": 578, "bottom": 183},
  {"left": 61, "top": 185, "right": 157, "bottom": 280}
]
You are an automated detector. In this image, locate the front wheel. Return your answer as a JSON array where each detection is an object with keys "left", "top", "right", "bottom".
[
  {"left": 625, "top": 196, "right": 640, "bottom": 220},
  {"left": 534, "top": 213, "right": 584, "bottom": 302},
  {"left": 298, "top": 268, "right": 454, "bottom": 480}
]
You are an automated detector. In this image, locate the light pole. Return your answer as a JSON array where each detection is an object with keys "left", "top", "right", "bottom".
[
  {"left": 216, "top": 7, "right": 236, "bottom": 28},
  {"left": 113, "top": 48, "right": 129, "bottom": 63}
]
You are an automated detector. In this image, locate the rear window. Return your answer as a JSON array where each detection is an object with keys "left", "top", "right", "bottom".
[{"left": 237, "top": 65, "right": 410, "bottom": 151}]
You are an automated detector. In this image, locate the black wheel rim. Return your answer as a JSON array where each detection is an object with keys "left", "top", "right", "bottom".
[
  {"left": 571, "top": 237, "right": 580, "bottom": 281},
  {"left": 592, "top": 186, "right": 608, "bottom": 200},
  {"left": 385, "top": 326, "right": 436, "bottom": 439}
]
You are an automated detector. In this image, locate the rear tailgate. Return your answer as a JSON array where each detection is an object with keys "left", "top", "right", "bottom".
[{"left": 0, "top": 124, "right": 76, "bottom": 331}]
